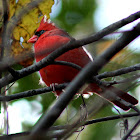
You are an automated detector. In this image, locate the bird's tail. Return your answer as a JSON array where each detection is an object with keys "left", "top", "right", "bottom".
[{"left": 84, "top": 83, "right": 138, "bottom": 111}]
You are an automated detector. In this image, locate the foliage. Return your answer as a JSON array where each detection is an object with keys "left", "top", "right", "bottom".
[
  {"left": 0, "top": 0, "right": 139, "bottom": 139},
  {"left": 55, "top": 0, "right": 96, "bottom": 32},
  {"left": 10, "top": 0, "right": 54, "bottom": 67}
]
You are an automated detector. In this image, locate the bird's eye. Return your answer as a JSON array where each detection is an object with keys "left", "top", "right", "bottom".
[{"left": 35, "top": 30, "right": 46, "bottom": 37}]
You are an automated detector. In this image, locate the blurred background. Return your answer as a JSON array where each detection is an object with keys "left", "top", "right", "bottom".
[{"left": 0, "top": 0, "right": 140, "bottom": 139}]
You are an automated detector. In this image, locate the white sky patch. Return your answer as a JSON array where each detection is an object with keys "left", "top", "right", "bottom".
[
  {"left": 95, "top": 0, "right": 140, "bottom": 29},
  {"left": 15, "top": 0, "right": 19, "bottom": 3},
  {"left": 5, "top": 0, "right": 140, "bottom": 134},
  {"left": 94, "top": 0, "right": 140, "bottom": 52},
  {"left": 8, "top": 99, "right": 42, "bottom": 133},
  {"left": 50, "top": 0, "right": 62, "bottom": 18}
]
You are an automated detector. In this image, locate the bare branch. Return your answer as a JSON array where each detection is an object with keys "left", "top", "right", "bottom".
[
  {"left": 122, "top": 119, "right": 140, "bottom": 140},
  {"left": 1, "top": 62, "right": 140, "bottom": 102},
  {"left": 0, "top": 1, "right": 140, "bottom": 139},
  {"left": 0, "top": 83, "right": 68, "bottom": 101},
  {"left": 76, "top": 11, "right": 140, "bottom": 46},
  {"left": 102, "top": 74, "right": 140, "bottom": 86},
  {"left": 52, "top": 61, "right": 82, "bottom": 70},
  {"left": 85, "top": 112, "right": 140, "bottom": 126},
  {"left": 0, "top": 112, "right": 139, "bottom": 139},
  {"left": 1, "top": 0, "right": 9, "bottom": 59},
  {"left": 30, "top": 23, "right": 140, "bottom": 136},
  {"left": 97, "top": 63, "right": 140, "bottom": 79},
  {"left": 0, "top": 12, "right": 140, "bottom": 88}
]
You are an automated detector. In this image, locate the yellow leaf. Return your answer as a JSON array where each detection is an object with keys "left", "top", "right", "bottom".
[{"left": 10, "top": 0, "right": 54, "bottom": 67}]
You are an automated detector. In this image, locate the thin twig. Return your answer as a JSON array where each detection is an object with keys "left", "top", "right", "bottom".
[
  {"left": 0, "top": 83, "right": 68, "bottom": 101},
  {"left": 0, "top": 112, "right": 139, "bottom": 139},
  {"left": 52, "top": 61, "right": 82, "bottom": 70},
  {"left": 102, "top": 73, "right": 140, "bottom": 86},
  {"left": 30, "top": 23, "right": 140, "bottom": 136},
  {"left": 0, "top": 66, "right": 139, "bottom": 102},
  {"left": 85, "top": 112, "right": 139, "bottom": 126},
  {"left": 97, "top": 63, "right": 140, "bottom": 79},
  {"left": 0, "top": 11, "right": 140, "bottom": 88},
  {"left": 122, "top": 119, "right": 140, "bottom": 140}
]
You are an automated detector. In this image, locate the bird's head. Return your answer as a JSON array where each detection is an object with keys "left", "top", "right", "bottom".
[{"left": 28, "top": 15, "right": 57, "bottom": 43}]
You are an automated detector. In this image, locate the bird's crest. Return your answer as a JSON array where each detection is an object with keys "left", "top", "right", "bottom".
[
  {"left": 43, "top": 15, "right": 47, "bottom": 23},
  {"left": 42, "top": 15, "right": 53, "bottom": 24},
  {"left": 36, "top": 15, "right": 56, "bottom": 32}
]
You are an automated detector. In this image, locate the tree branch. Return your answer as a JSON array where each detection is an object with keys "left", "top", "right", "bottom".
[
  {"left": 122, "top": 119, "right": 140, "bottom": 140},
  {"left": 0, "top": 112, "right": 139, "bottom": 139},
  {"left": 97, "top": 63, "right": 140, "bottom": 79},
  {"left": 1, "top": 62, "right": 139, "bottom": 102},
  {"left": 0, "top": 1, "right": 140, "bottom": 139},
  {"left": 0, "top": 83, "right": 68, "bottom": 101},
  {"left": 52, "top": 61, "right": 82, "bottom": 70},
  {"left": 102, "top": 73, "right": 140, "bottom": 86},
  {"left": 1, "top": 0, "right": 9, "bottom": 59},
  {"left": 29, "top": 23, "right": 140, "bottom": 136},
  {"left": 0, "top": 12, "right": 140, "bottom": 88}
]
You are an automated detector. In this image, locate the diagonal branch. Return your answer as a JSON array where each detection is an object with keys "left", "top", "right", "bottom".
[
  {"left": 0, "top": 112, "right": 139, "bottom": 139},
  {"left": 0, "top": 12, "right": 140, "bottom": 88},
  {"left": 102, "top": 73, "right": 140, "bottom": 86},
  {"left": 122, "top": 119, "right": 140, "bottom": 140},
  {"left": 29, "top": 23, "right": 140, "bottom": 136},
  {"left": 0, "top": 63, "right": 139, "bottom": 102},
  {"left": 97, "top": 63, "right": 140, "bottom": 79},
  {"left": 0, "top": 83, "right": 68, "bottom": 102}
]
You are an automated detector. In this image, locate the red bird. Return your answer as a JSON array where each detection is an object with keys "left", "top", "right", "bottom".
[{"left": 28, "top": 16, "right": 138, "bottom": 110}]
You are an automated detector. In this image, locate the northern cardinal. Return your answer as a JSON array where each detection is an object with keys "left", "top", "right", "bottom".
[{"left": 28, "top": 16, "right": 138, "bottom": 110}]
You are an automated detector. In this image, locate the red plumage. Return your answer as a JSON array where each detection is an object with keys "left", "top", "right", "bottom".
[{"left": 28, "top": 16, "right": 138, "bottom": 110}]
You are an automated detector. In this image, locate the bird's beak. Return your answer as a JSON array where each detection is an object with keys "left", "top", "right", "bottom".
[{"left": 28, "top": 35, "right": 38, "bottom": 43}]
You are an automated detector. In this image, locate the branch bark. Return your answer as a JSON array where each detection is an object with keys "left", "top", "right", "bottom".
[
  {"left": 0, "top": 11, "right": 140, "bottom": 88},
  {"left": 0, "top": 112, "right": 139, "bottom": 139},
  {"left": 30, "top": 23, "right": 140, "bottom": 136},
  {"left": 97, "top": 63, "right": 140, "bottom": 79}
]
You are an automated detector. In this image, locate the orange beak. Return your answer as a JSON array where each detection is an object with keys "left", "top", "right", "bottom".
[{"left": 28, "top": 35, "right": 38, "bottom": 43}]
